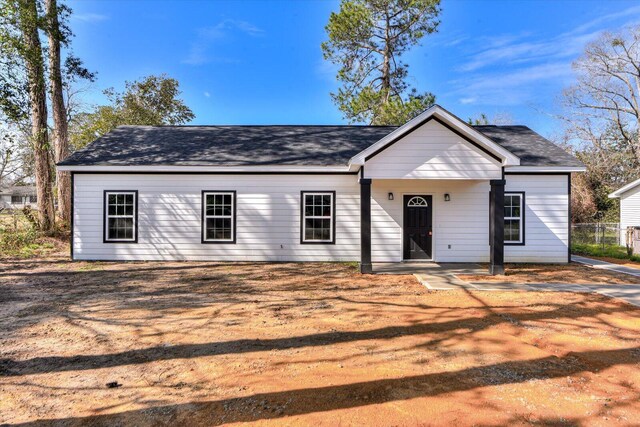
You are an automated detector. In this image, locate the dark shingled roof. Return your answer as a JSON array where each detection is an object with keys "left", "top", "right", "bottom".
[
  {"left": 59, "top": 125, "right": 397, "bottom": 167},
  {"left": 474, "top": 125, "right": 584, "bottom": 167},
  {"left": 58, "top": 123, "right": 583, "bottom": 168}
]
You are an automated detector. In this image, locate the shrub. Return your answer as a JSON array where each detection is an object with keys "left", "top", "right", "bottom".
[
  {"left": 0, "top": 225, "right": 39, "bottom": 255},
  {"left": 0, "top": 211, "right": 64, "bottom": 258}
]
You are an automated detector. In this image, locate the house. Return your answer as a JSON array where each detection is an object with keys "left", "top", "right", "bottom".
[
  {"left": 609, "top": 178, "right": 640, "bottom": 243},
  {"left": 0, "top": 185, "right": 38, "bottom": 211},
  {"left": 57, "top": 105, "right": 585, "bottom": 274}
]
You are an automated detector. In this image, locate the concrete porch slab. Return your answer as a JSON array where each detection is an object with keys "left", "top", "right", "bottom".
[
  {"left": 373, "top": 262, "right": 486, "bottom": 289},
  {"left": 373, "top": 262, "right": 486, "bottom": 275}
]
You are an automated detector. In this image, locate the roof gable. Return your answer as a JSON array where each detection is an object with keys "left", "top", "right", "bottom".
[
  {"left": 363, "top": 119, "right": 502, "bottom": 180},
  {"left": 349, "top": 105, "right": 521, "bottom": 167}
]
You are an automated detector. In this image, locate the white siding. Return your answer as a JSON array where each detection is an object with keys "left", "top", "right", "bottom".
[
  {"left": 364, "top": 120, "right": 502, "bottom": 180},
  {"left": 73, "top": 174, "right": 360, "bottom": 261},
  {"left": 370, "top": 175, "right": 570, "bottom": 263},
  {"left": 505, "top": 174, "right": 569, "bottom": 263},
  {"left": 620, "top": 186, "right": 640, "bottom": 237},
  {"left": 371, "top": 179, "right": 491, "bottom": 263},
  {"left": 73, "top": 173, "right": 570, "bottom": 264}
]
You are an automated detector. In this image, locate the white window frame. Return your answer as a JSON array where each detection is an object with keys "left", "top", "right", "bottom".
[
  {"left": 301, "top": 191, "right": 335, "bottom": 244},
  {"left": 504, "top": 192, "right": 524, "bottom": 245},
  {"left": 104, "top": 191, "right": 137, "bottom": 243},
  {"left": 202, "top": 191, "right": 236, "bottom": 243}
]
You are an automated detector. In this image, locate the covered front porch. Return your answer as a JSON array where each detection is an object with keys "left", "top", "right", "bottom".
[
  {"left": 349, "top": 107, "right": 518, "bottom": 275},
  {"left": 359, "top": 177, "right": 507, "bottom": 275}
]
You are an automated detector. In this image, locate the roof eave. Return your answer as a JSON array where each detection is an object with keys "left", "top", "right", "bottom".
[
  {"left": 349, "top": 104, "right": 521, "bottom": 167},
  {"left": 609, "top": 177, "right": 640, "bottom": 198},
  {"left": 56, "top": 164, "right": 355, "bottom": 173},
  {"left": 505, "top": 166, "right": 586, "bottom": 173}
]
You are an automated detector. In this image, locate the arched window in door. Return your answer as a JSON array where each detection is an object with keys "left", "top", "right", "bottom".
[{"left": 407, "top": 196, "right": 428, "bottom": 207}]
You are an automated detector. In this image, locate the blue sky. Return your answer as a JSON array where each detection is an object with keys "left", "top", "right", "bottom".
[{"left": 67, "top": 0, "right": 640, "bottom": 137}]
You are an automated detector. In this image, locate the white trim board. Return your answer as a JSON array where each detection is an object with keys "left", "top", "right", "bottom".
[
  {"left": 58, "top": 165, "right": 355, "bottom": 173},
  {"left": 609, "top": 177, "right": 640, "bottom": 198},
  {"left": 349, "top": 104, "right": 521, "bottom": 167},
  {"left": 505, "top": 166, "right": 586, "bottom": 173}
]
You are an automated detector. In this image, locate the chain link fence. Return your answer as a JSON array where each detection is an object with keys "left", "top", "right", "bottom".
[{"left": 571, "top": 223, "right": 625, "bottom": 249}]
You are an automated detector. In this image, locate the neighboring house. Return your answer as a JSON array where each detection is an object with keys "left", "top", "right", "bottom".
[
  {"left": 57, "top": 105, "right": 585, "bottom": 273},
  {"left": 0, "top": 185, "right": 38, "bottom": 211},
  {"left": 609, "top": 179, "right": 640, "bottom": 244}
]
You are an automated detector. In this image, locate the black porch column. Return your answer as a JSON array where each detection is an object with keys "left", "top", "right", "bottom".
[
  {"left": 489, "top": 179, "right": 505, "bottom": 275},
  {"left": 360, "top": 178, "right": 372, "bottom": 274}
]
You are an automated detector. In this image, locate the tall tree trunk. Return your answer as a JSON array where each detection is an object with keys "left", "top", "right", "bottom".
[
  {"left": 381, "top": 11, "right": 391, "bottom": 98},
  {"left": 18, "top": 0, "right": 55, "bottom": 231},
  {"left": 46, "top": 0, "right": 71, "bottom": 225}
]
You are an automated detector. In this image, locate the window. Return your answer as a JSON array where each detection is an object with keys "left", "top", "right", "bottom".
[
  {"left": 202, "top": 191, "right": 236, "bottom": 243},
  {"left": 11, "top": 195, "right": 22, "bottom": 204},
  {"left": 301, "top": 191, "right": 335, "bottom": 244},
  {"left": 29, "top": 195, "right": 37, "bottom": 203},
  {"left": 407, "top": 196, "right": 428, "bottom": 206},
  {"left": 504, "top": 192, "right": 524, "bottom": 244},
  {"left": 104, "top": 191, "right": 137, "bottom": 243}
]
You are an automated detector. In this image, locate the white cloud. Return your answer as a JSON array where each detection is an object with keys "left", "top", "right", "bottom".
[
  {"left": 564, "top": 4, "right": 640, "bottom": 36},
  {"left": 434, "top": 31, "right": 471, "bottom": 48},
  {"left": 72, "top": 13, "right": 109, "bottom": 23},
  {"left": 204, "top": 91, "right": 210, "bottom": 98},
  {"left": 444, "top": 4, "right": 640, "bottom": 108},
  {"left": 459, "top": 4, "right": 640, "bottom": 73},
  {"left": 183, "top": 20, "right": 264, "bottom": 65},
  {"left": 197, "top": 19, "right": 264, "bottom": 39},
  {"left": 451, "top": 62, "right": 573, "bottom": 106},
  {"left": 458, "top": 30, "right": 601, "bottom": 73}
]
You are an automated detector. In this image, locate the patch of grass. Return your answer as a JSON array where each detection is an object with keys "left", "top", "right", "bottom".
[
  {"left": 342, "top": 261, "right": 360, "bottom": 270},
  {"left": 0, "top": 212, "right": 67, "bottom": 258},
  {"left": 571, "top": 243, "right": 640, "bottom": 262},
  {"left": 0, "top": 221, "right": 39, "bottom": 256},
  {"left": 17, "top": 241, "right": 56, "bottom": 258},
  {"left": 75, "top": 263, "right": 104, "bottom": 272}
]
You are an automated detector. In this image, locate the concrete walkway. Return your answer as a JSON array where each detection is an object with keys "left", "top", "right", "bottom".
[
  {"left": 374, "top": 262, "right": 485, "bottom": 289},
  {"left": 467, "top": 281, "right": 640, "bottom": 307},
  {"left": 572, "top": 255, "right": 640, "bottom": 278},
  {"left": 373, "top": 261, "right": 640, "bottom": 307}
]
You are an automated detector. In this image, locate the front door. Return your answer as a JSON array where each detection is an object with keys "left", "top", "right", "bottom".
[{"left": 403, "top": 195, "right": 432, "bottom": 260}]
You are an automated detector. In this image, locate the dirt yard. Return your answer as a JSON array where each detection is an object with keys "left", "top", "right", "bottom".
[
  {"left": 458, "top": 262, "right": 640, "bottom": 284},
  {"left": 1, "top": 256, "right": 639, "bottom": 426}
]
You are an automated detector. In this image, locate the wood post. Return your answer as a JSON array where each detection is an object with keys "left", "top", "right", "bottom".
[
  {"left": 360, "top": 178, "right": 372, "bottom": 274},
  {"left": 489, "top": 179, "right": 505, "bottom": 275}
]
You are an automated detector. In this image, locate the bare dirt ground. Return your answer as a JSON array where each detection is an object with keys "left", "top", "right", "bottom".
[
  {"left": 459, "top": 263, "right": 640, "bottom": 285},
  {"left": 1, "top": 255, "right": 640, "bottom": 426}
]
